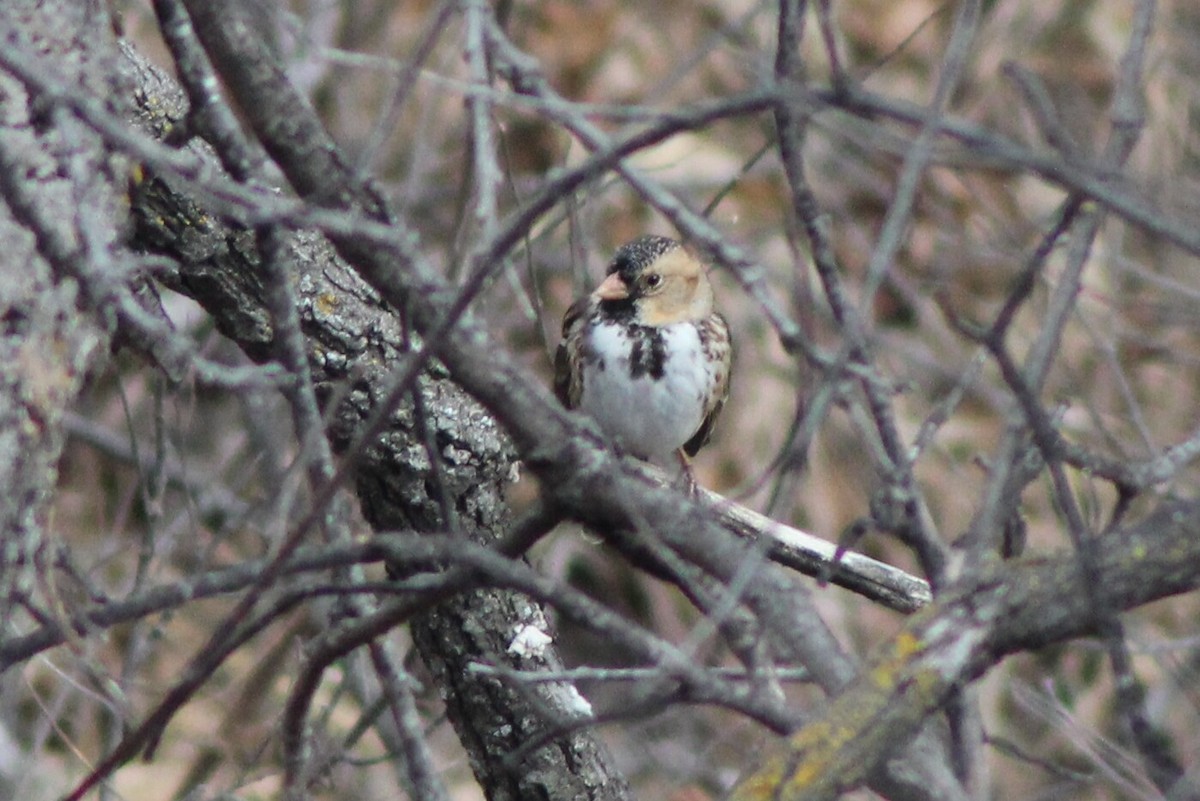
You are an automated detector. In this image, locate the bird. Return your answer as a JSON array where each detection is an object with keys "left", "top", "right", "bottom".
[{"left": 554, "top": 235, "right": 732, "bottom": 484}]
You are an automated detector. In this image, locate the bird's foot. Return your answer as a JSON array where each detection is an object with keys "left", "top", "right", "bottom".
[{"left": 674, "top": 450, "right": 700, "bottom": 497}]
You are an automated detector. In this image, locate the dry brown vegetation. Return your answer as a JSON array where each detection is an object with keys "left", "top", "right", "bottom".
[{"left": 4, "top": 1, "right": 1200, "bottom": 800}]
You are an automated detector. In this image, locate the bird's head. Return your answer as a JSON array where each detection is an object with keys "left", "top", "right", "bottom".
[{"left": 593, "top": 236, "right": 714, "bottom": 326}]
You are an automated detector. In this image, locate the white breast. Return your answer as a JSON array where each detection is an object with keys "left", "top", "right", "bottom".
[{"left": 579, "top": 321, "right": 712, "bottom": 465}]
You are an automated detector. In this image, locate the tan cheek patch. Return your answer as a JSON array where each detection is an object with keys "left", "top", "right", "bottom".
[
  {"left": 640, "top": 303, "right": 678, "bottom": 326},
  {"left": 640, "top": 285, "right": 693, "bottom": 325}
]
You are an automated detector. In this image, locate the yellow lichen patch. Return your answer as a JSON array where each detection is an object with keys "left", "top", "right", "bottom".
[
  {"left": 783, "top": 756, "right": 826, "bottom": 790},
  {"left": 731, "top": 761, "right": 787, "bottom": 799},
  {"left": 869, "top": 631, "right": 923, "bottom": 690},
  {"left": 314, "top": 292, "right": 339, "bottom": 317},
  {"left": 730, "top": 720, "right": 842, "bottom": 800},
  {"left": 789, "top": 718, "right": 836, "bottom": 750},
  {"left": 732, "top": 750, "right": 830, "bottom": 800},
  {"left": 911, "top": 665, "right": 942, "bottom": 698},
  {"left": 869, "top": 662, "right": 896, "bottom": 691},
  {"left": 893, "top": 631, "right": 923, "bottom": 658}
]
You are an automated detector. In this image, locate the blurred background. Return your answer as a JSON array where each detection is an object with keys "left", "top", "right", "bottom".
[{"left": 25, "top": 0, "right": 1200, "bottom": 799}]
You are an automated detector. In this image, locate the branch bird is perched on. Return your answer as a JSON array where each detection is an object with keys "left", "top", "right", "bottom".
[{"left": 555, "top": 236, "right": 732, "bottom": 483}]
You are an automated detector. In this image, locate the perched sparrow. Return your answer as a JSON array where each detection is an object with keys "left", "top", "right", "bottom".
[{"left": 554, "top": 235, "right": 732, "bottom": 478}]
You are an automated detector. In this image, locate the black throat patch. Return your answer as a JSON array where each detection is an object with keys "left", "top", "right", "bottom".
[
  {"left": 627, "top": 324, "right": 667, "bottom": 380},
  {"left": 598, "top": 297, "right": 637, "bottom": 323}
]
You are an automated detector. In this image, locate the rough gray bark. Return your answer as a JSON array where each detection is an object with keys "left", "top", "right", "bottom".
[
  {"left": 121, "top": 43, "right": 632, "bottom": 801},
  {"left": 0, "top": 5, "right": 631, "bottom": 799},
  {"left": 120, "top": 2, "right": 968, "bottom": 797},
  {"left": 0, "top": 1, "right": 123, "bottom": 562},
  {"left": 0, "top": 2, "right": 127, "bottom": 797},
  {"left": 3, "top": 2, "right": 1196, "bottom": 800},
  {"left": 731, "top": 499, "right": 1200, "bottom": 801}
]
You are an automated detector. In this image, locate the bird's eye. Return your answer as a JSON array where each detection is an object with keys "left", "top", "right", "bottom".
[{"left": 644, "top": 273, "right": 663, "bottom": 289}]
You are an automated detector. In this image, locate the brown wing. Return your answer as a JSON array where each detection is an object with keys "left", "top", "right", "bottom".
[
  {"left": 553, "top": 298, "right": 589, "bottom": 409},
  {"left": 683, "top": 312, "right": 732, "bottom": 457}
]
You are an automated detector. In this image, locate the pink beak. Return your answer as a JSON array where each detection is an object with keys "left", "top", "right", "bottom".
[{"left": 594, "top": 272, "right": 629, "bottom": 301}]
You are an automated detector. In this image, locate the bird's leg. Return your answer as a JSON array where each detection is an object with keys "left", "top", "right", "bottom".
[{"left": 674, "top": 449, "right": 699, "bottom": 497}]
